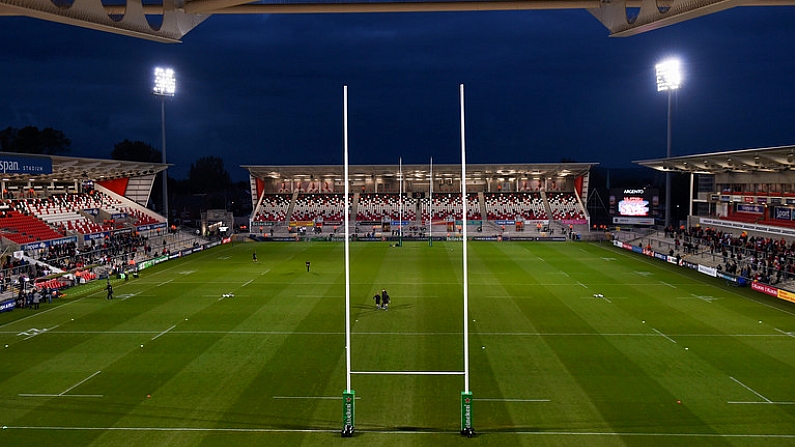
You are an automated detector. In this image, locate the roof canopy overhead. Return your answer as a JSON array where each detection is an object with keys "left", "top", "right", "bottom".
[
  {"left": 0, "top": 152, "right": 168, "bottom": 183},
  {"left": 243, "top": 162, "right": 597, "bottom": 181},
  {"left": 2, "top": 0, "right": 791, "bottom": 42},
  {"left": 635, "top": 145, "right": 795, "bottom": 175}
]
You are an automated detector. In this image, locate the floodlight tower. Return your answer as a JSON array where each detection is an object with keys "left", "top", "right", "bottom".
[
  {"left": 153, "top": 67, "right": 176, "bottom": 224},
  {"left": 655, "top": 58, "right": 681, "bottom": 229}
]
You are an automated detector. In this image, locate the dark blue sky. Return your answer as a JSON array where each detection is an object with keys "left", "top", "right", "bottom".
[{"left": 1, "top": 8, "right": 794, "bottom": 181}]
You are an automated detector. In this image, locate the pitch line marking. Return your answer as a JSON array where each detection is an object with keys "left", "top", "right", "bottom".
[
  {"left": 120, "top": 292, "right": 140, "bottom": 301},
  {"left": 20, "top": 371, "right": 102, "bottom": 398},
  {"left": 478, "top": 398, "right": 550, "bottom": 402},
  {"left": 0, "top": 294, "right": 91, "bottom": 329},
  {"left": 272, "top": 396, "right": 361, "bottom": 400},
  {"left": 151, "top": 325, "right": 177, "bottom": 341},
  {"left": 774, "top": 328, "right": 795, "bottom": 339},
  {"left": 6, "top": 426, "right": 795, "bottom": 438},
  {"left": 156, "top": 280, "right": 173, "bottom": 287},
  {"left": 659, "top": 281, "right": 676, "bottom": 288},
  {"left": 728, "top": 401, "right": 795, "bottom": 405},
  {"left": 576, "top": 281, "right": 588, "bottom": 289},
  {"left": 611, "top": 245, "right": 795, "bottom": 320},
  {"left": 652, "top": 328, "right": 677, "bottom": 344},
  {"left": 59, "top": 370, "right": 102, "bottom": 396},
  {"left": 730, "top": 376, "right": 772, "bottom": 403},
  {"left": 242, "top": 280, "right": 253, "bottom": 287}
]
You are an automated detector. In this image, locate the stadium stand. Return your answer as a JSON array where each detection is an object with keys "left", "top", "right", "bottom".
[
  {"left": 291, "top": 193, "right": 346, "bottom": 222},
  {"left": 0, "top": 208, "right": 65, "bottom": 244},
  {"left": 547, "top": 192, "right": 586, "bottom": 221},
  {"left": 484, "top": 192, "right": 547, "bottom": 221},
  {"left": 357, "top": 194, "right": 417, "bottom": 221},
  {"left": 253, "top": 194, "right": 291, "bottom": 222}
]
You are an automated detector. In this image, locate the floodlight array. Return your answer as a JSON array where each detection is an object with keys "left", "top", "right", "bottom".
[
  {"left": 655, "top": 59, "right": 681, "bottom": 92},
  {"left": 153, "top": 67, "right": 176, "bottom": 96}
]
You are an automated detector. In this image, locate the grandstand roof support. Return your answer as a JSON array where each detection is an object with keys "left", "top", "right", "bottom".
[
  {"left": 588, "top": 0, "right": 740, "bottom": 37},
  {"left": 0, "top": 0, "right": 209, "bottom": 43},
  {"left": 6, "top": 0, "right": 795, "bottom": 41}
]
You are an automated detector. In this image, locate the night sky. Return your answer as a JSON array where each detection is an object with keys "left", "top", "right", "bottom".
[{"left": 1, "top": 8, "right": 794, "bottom": 181}]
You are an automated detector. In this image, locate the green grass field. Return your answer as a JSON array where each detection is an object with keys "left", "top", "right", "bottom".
[{"left": 1, "top": 240, "right": 795, "bottom": 446}]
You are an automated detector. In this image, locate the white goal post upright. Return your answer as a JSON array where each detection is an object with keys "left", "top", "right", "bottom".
[
  {"left": 429, "top": 156, "right": 433, "bottom": 247},
  {"left": 341, "top": 85, "right": 355, "bottom": 437},
  {"left": 339, "top": 85, "right": 473, "bottom": 437},
  {"left": 459, "top": 83, "right": 474, "bottom": 436}
]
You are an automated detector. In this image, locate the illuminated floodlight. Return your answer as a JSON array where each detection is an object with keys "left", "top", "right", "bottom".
[
  {"left": 153, "top": 67, "right": 176, "bottom": 97},
  {"left": 655, "top": 59, "right": 681, "bottom": 92}
]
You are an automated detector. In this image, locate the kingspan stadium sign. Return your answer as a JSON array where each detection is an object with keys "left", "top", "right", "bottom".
[{"left": 0, "top": 155, "right": 52, "bottom": 175}]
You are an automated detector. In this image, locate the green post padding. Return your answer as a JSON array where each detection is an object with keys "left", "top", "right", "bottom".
[{"left": 342, "top": 390, "right": 355, "bottom": 428}]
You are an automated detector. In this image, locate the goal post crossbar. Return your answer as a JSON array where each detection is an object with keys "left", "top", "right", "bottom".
[{"left": 351, "top": 371, "right": 465, "bottom": 375}]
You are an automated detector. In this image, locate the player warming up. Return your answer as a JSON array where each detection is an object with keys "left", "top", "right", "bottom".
[
  {"left": 381, "top": 289, "right": 390, "bottom": 311},
  {"left": 373, "top": 293, "right": 381, "bottom": 309}
]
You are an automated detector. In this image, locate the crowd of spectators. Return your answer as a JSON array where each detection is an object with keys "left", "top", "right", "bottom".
[{"left": 664, "top": 225, "right": 795, "bottom": 284}]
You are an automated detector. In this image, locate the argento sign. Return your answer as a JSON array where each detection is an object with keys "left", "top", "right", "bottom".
[
  {"left": 624, "top": 189, "right": 645, "bottom": 194},
  {"left": 0, "top": 154, "right": 53, "bottom": 175}
]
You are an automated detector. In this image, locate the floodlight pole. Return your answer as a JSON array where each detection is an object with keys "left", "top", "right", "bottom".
[
  {"left": 153, "top": 67, "right": 175, "bottom": 225},
  {"left": 160, "top": 96, "right": 169, "bottom": 225},
  {"left": 665, "top": 89, "right": 673, "bottom": 229},
  {"left": 655, "top": 59, "right": 680, "bottom": 230}
]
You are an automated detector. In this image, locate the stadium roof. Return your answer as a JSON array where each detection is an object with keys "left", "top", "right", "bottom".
[
  {"left": 3, "top": 0, "right": 794, "bottom": 43},
  {"left": 634, "top": 144, "right": 795, "bottom": 174},
  {"left": 242, "top": 162, "right": 597, "bottom": 180},
  {"left": 0, "top": 152, "right": 168, "bottom": 182}
]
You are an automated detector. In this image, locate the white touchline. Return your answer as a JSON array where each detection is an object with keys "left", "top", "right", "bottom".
[
  {"left": 242, "top": 280, "right": 253, "bottom": 287},
  {"left": 156, "top": 280, "right": 173, "bottom": 287}
]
